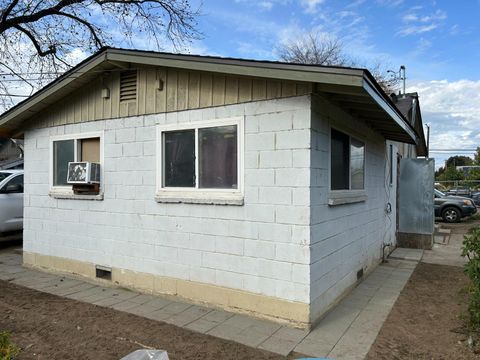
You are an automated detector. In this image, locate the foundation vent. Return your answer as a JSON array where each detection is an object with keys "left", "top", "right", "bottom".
[
  {"left": 95, "top": 265, "right": 112, "bottom": 281},
  {"left": 357, "top": 268, "right": 364, "bottom": 280},
  {"left": 120, "top": 70, "right": 137, "bottom": 102}
]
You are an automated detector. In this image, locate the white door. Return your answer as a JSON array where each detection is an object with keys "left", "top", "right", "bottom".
[{"left": 0, "top": 174, "right": 24, "bottom": 233}]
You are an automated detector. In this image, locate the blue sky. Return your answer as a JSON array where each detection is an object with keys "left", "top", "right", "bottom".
[{"left": 183, "top": 0, "right": 480, "bottom": 168}]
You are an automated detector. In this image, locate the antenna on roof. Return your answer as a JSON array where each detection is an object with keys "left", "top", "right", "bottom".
[{"left": 387, "top": 65, "right": 407, "bottom": 96}]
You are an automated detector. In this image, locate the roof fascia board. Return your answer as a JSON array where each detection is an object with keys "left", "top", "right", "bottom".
[
  {"left": 106, "top": 51, "right": 364, "bottom": 88},
  {"left": 0, "top": 52, "right": 108, "bottom": 127},
  {"left": 362, "top": 77, "right": 417, "bottom": 143}
]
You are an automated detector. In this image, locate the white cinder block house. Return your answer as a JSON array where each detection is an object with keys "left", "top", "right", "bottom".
[{"left": 0, "top": 48, "right": 423, "bottom": 328}]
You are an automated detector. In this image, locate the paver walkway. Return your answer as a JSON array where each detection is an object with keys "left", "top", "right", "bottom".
[
  {"left": 423, "top": 222, "right": 468, "bottom": 267},
  {"left": 0, "top": 246, "right": 419, "bottom": 359}
]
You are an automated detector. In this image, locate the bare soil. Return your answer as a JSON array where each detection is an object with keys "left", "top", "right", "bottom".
[
  {"left": 0, "top": 279, "right": 294, "bottom": 360},
  {"left": 366, "top": 262, "right": 477, "bottom": 359}
]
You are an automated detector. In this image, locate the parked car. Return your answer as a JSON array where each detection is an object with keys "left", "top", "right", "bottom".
[
  {"left": 446, "top": 186, "right": 472, "bottom": 197},
  {"left": 471, "top": 192, "right": 480, "bottom": 206},
  {"left": 0, "top": 170, "right": 24, "bottom": 236},
  {"left": 434, "top": 189, "right": 477, "bottom": 223}
]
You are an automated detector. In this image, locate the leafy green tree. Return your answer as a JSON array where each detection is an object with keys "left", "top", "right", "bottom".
[
  {"left": 445, "top": 156, "right": 473, "bottom": 168},
  {"left": 474, "top": 147, "right": 480, "bottom": 165},
  {"left": 437, "top": 166, "right": 464, "bottom": 182}
]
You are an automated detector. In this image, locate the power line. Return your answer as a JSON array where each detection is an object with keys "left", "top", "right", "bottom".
[
  {"left": 430, "top": 149, "right": 477, "bottom": 152},
  {"left": 0, "top": 93, "right": 30, "bottom": 98}
]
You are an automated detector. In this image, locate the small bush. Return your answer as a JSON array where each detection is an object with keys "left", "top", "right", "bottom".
[
  {"left": 0, "top": 331, "right": 19, "bottom": 360},
  {"left": 462, "top": 226, "right": 480, "bottom": 330}
]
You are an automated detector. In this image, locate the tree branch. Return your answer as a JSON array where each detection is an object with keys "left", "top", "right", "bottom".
[
  {"left": 56, "top": 11, "right": 103, "bottom": 47},
  {"left": 13, "top": 24, "right": 56, "bottom": 56},
  {"left": 1, "top": 0, "right": 19, "bottom": 24}
]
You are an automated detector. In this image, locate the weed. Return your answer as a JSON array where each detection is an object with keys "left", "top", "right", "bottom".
[
  {"left": 462, "top": 226, "right": 480, "bottom": 331},
  {"left": 0, "top": 331, "right": 19, "bottom": 360}
]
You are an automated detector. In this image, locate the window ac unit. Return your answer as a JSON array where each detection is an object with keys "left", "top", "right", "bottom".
[{"left": 67, "top": 162, "right": 100, "bottom": 184}]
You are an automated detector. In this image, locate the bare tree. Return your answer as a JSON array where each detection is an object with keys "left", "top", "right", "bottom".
[
  {"left": 278, "top": 32, "right": 350, "bottom": 67},
  {"left": 277, "top": 32, "right": 399, "bottom": 94},
  {"left": 0, "top": 0, "right": 201, "bottom": 108}
]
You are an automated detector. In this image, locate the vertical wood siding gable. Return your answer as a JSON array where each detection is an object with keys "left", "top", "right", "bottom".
[{"left": 29, "top": 67, "right": 313, "bottom": 129}]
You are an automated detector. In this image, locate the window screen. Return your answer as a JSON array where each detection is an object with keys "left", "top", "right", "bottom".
[
  {"left": 331, "top": 129, "right": 350, "bottom": 190},
  {"left": 53, "top": 140, "right": 74, "bottom": 186},
  {"left": 199, "top": 125, "right": 238, "bottom": 189},
  {"left": 164, "top": 130, "right": 195, "bottom": 187},
  {"left": 350, "top": 138, "right": 365, "bottom": 190}
]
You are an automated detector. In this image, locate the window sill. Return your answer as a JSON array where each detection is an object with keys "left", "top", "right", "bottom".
[
  {"left": 49, "top": 191, "right": 104, "bottom": 201},
  {"left": 328, "top": 190, "right": 367, "bottom": 206},
  {"left": 155, "top": 191, "right": 244, "bottom": 206}
]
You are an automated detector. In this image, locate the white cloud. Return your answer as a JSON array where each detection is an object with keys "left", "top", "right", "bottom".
[
  {"left": 398, "top": 9, "right": 447, "bottom": 36},
  {"left": 301, "top": 0, "right": 325, "bottom": 14},
  {"left": 408, "top": 79, "right": 480, "bottom": 167},
  {"left": 376, "top": 0, "right": 404, "bottom": 7},
  {"left": 233, "top": 0, "right": 286, "bottom": 11},
  {"left": 399, "top": 23, "right": 438, "bottom": 36}
]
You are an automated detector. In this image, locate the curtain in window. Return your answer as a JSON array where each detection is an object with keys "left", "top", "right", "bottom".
[
  {"left": 350, "top": 139, "right": 365, "bottom": 190},
  {"left": 331, "top": 129, "right": 350, "bottom": 190},
  {"left": 199, "top": 125, "right": 237, "bottom": 189},
  {"left": 164, "top": 130, "right": 195, "bottom": 187}
]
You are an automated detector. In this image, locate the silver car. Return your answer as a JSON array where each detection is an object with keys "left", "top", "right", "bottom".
[{"left": 0, "top": 170, "right": 24, "bottom": 234}]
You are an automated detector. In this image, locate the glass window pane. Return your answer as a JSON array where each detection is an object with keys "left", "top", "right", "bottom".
[
  {"left": 53, "top": 140, "right": 74, "bottom": 186},
  {"left": 350, "top": 138, "right": 365, "bottom": 190},
  {"left": 199, "top": 125, "right": 238, "bottom": 189},
  {"left": 164, "top": 130, "right": 195, "bottom": 187},
  {"left": 331, "top": 129, "right": 349, "bottom": 190},
  {"left": 4, "top": 175, "right": 23, "bottom": 193}
]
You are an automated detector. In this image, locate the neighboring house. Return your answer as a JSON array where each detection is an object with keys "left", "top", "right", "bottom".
[
  {"left": 0, "top": 48, "right": 422, "bottom": 328},
  {"left": 390, "top": 93, "right": 433, "bottom": 249},
  {"left": 0, "top": 138, "right": 24, "bottom": 169}
]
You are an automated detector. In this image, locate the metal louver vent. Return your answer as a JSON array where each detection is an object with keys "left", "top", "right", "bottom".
[{"left": 120, "top": 70, "right": 137, "bottom": 102}]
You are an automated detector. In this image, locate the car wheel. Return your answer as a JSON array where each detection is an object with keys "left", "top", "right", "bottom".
[{"left": 442, "top": 207, "right": 461, "bottom": 223}]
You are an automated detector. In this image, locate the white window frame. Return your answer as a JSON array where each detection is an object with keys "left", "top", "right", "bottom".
[
  {"left": 328, "top": 127, "right": 367, "bottom": 206},
  {"left": 156, "top": 117, "right": 244, "bottom": 205},
  {"left": 49, "top": 131, "right": 104, "bottom": 199}
]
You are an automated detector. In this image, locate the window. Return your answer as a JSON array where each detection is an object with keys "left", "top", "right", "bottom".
[
  {"left": 3, "top": 174, "right": 23, "bottom": 193},
  {"left": 330, "top": 128, "right": 365, "bottom": 191},
  {"left": 157, "top": 118, "right": 243, "bottom": 204},
  {"left": 50, "top": 133, "right": 102, "bottom": 193}
]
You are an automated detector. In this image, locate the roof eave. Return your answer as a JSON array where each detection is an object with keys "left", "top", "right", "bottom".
[{"left": 362, "top": 76, "right": 417, "bottom": 144}]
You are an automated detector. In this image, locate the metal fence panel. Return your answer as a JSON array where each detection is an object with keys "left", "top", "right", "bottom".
[{"left": 399, "top": 158, "right": 435, "bottom": 235}]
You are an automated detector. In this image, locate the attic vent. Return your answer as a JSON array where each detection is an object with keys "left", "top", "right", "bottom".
[{"left": 120, "top": 70, "right": 137, "bottom": 102}]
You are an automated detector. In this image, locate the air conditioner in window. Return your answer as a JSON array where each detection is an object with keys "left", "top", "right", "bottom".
[{"left": 67, "top": 162, "right": 100, "bottom": 184}]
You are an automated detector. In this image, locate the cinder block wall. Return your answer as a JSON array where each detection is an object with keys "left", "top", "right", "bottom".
[
  {"left": 23, "top": 96, "right": 312, "bottom": 308},
  {"left": 309, "top": 95, "right": 387, "bottom": 322}
]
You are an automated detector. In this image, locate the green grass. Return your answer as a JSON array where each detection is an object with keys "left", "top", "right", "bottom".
[{"left": 0, "top": 332, "right": 20, "bottom": 360}]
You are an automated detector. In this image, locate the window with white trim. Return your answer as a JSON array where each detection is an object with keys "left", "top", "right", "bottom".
[
  {"left": 50, "top": 133, "right": 103, "bottom": 192},
  {"left": 157, "top": 118, "right": 243, "bottom": 202},
  {"left": 330, "top": 128, "right": 365, "bottom": 191}
]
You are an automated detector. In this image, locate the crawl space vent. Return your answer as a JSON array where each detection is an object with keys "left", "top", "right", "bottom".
[
  {"left": 120, "top": 70, "right": 137, "bottom": 102},
  {"left": 357, "top": 268, "right": 364, "bottom": 280},
  {"left": 95, "top": 265, "right": 112, "bottom": 280}
]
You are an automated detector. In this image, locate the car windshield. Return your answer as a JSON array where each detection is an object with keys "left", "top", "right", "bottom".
[
  {"left": 0, "top": 172, "right": 12, "bottom": 182},
  {"left": 435, "top": 189, "right": 446, "bottom": 197}
]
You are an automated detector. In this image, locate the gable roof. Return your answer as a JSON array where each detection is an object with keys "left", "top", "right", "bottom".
[
  {"left": 392, "top": 92, "right": 428, "bottom": 156},
  {"left": 0, "top": 47, "right": 418, "bottom": 144}
]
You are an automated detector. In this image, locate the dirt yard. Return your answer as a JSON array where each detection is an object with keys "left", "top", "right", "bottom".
[
  {"left": 0, "top": 279, "right": 296, "bottom": 360},
  {"left": 367, "top": 218, "right": 478, "bottom": 360}
]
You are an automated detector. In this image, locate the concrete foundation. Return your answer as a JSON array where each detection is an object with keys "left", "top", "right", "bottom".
[{"left": 397, "top": 232, "right": 433, "bottom": 250}]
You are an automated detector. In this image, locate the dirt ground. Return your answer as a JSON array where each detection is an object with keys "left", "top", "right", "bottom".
[
  {"left": 0, "top": 279, "right": 297, "bottom": 360},
  {"left": 367, "top": 257, "right": 476, "bottom": 359}
]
